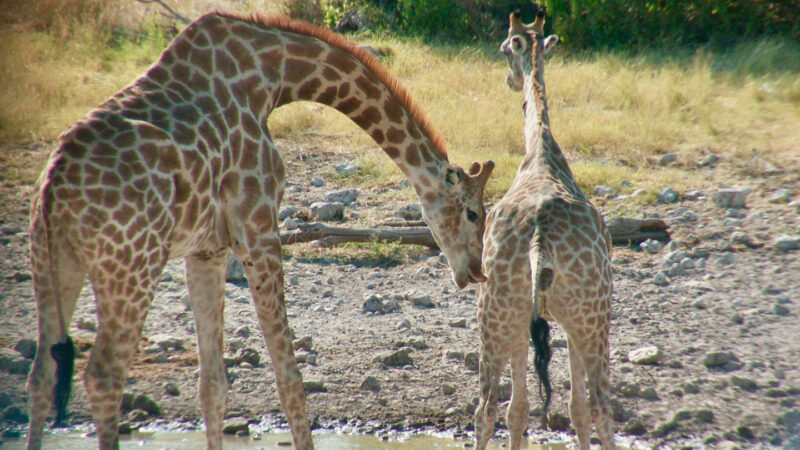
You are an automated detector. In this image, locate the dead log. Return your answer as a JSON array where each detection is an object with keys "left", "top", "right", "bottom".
[{"left": 279, "top": 217, "right": 669, "bottom": 249}]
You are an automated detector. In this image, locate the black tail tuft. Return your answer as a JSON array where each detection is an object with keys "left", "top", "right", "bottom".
[
  {"left": 530, "top": 317, "right": 552, "bottom": 425},
  {"left": 50, "top": 336, "right": 75, "bottom": 427}
]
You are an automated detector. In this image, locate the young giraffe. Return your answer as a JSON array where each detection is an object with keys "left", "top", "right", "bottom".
[
  {"left": 474, "top": 8, "right": 614, "bottom": 450},
  {"left": 27, "top": 12, "right": 494, "bottom": 450}
]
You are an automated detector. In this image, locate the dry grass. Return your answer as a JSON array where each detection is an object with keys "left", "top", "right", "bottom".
[{"left": 1, "top": 0, "right": 798, "bottom": 199}]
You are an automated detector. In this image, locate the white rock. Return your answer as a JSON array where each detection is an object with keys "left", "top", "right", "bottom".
[
  {"left": 227, "top": 255, "right": 246, "bottom": 282},
  {"left": 658, "top": 187, "right": 679, "bottom": 203},
  {"left": 336, "top": 162, "right": 361, "bottom": 176},
  {"left": 653, "top": 271, "right": 670, "bottom": 286},
  {"left": 323, "top": 188, "right": 360, "bottom": 205},
  {"left": 774, "top": 235, "right": 800, "bottom": 253},
  {"left": 310, "top": 202, "right": 344, "bottom": 221},
  {"left": 640, "top": 239, "right": 662, "bottom": 254},
  {"left": 714, "top": 188, "right": 749, "bottom": 209},
  {"left": 311, "top": 177, "right": 324, "bottom": 187}
]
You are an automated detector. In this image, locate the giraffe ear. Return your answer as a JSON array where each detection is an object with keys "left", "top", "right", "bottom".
[{"left": 543, "top": 34, "right": 560, "bottom": 57}]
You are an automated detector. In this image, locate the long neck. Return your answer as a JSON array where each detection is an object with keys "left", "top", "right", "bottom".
[
  {"left": 151, "top": 13, "right": 449, "bottom": 196},
  {"left": 518, "top": 36, "right": 584, "bottom": 199}
]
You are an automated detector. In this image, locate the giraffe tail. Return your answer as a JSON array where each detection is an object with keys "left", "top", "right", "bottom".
[
  {"left": 529, "top": 231, "right": 553, "bottom": 427},
  {"left": 31, "top": 179, "right": 75, "bottom": 427}
]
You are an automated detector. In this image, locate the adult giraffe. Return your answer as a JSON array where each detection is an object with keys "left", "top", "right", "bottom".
[
  {"left": 26, "top": 12, "right": 494, "bottom": 450},
  {"left": 473, "top": 8, "right": 615, "bottom": 450}
]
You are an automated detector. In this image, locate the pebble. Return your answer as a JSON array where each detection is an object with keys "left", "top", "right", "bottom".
[
  {"left": 234, "top": 325, "right": 250, "bottom": 338},
  {"left": 323, "top": 188, "right": 360, "bottom": 205},
  {"left": 446, "top": 351, "right": 464, "bottom": 361},
  {"left": 303, "top": 380, "right": 327, "bottom": 393},
  {"left": 715, "top": 253, "right": 735, "bottom": 266},
  {"left": 395, "top": 203, "right": 422, "bottom": 220},
  {"left": 227, "top": 255, "right": 246, "bottom": 282},
  {"left": 448, "top": 318, "right": 467, "bottom": 328},
  {"left": 164, "top": 382, "right": 180, "bottom": 396},
  {"left": 311, "top": 177, "right": 324, "bottom": 187},
  {"left": 773, "top": 304, "right": 790, "bottom": 316},
  {"left": 698, "top": 153, "right": 719, "bottom": 167},
  {"left": 730, "top": 231, "right": 753, "bottom": 247},
  {"left": 730, "top": 375, "right": 758, "bottom": 392},
  {"left": 130, "top": 393, "right": 161, "bottom": 416},
  {"left": 148, "top": 334, "right": 185, "bottom": 352},
  {"left": 128, "top": 409, "right": 149, "bottom": 422},
  {"left": 234, "top": 347, "right": 260, "bottom": 366},
  {"left": 464, "top": 352, "right": 479, "bottom": 371},
  {"left": 702, "top": 351, "right": 737, "bottom": 369},
  {"left": 222, "top": 418, "right": 250, "bottom": 435},
  {"left": 695, "top": 409, "right": 714, "bottom": 423},
  {"left": 639, "top": 239, "right": 662, "bottom": 254},
  {"left": 628, "top": 346, "right": 662, "bottom": 365},
  {"left": 773, "top": 235, "right": 800, "bottom": 252},
  {"left": 335, "top": 162, "right": 361, "bottom": 176},
  {"left": 377, "top": 348, "right": 413, "bottom": 367},
  {"left": 594, "top": 185, "right": 617, "bottom": 198},
  {"left": 769, "top": 188, "right": 792, "bottom": 204},
  {"left": 77, "top": 318, "right": 97, "bottom": 331},
  {"left": 714, "top": 188, "right": 749, "bottom": 209},
  {"left": 13, "top": 339, "right": 37, "bottom": 360},
  {"left": 293, "top": 336, "right": 313, "bottom": 351},
  {"left": 407, "top": 338, "right": 428, "bottom": 350},
  {"left": 405, "top": 289, "right": 434, "bottom": 308},
  {"left": 442, "top": 384, "right": 456, "bottom": 395},
  {"left": 653, "top": 271, "right": 670, "bottom": 286},
  {"left": 622, "top": 419, "right": 647, "bottom": 436},
  {"left": 658, "top": 153, "right": 677, "bottom": 166},
  {"left": 360, "top": 376, "right": 381, "bottom": 392},
  {"left": 310, "top": 202, "right": 344, "bottom": 221},
  {"left": 658, "top": 187, "right": 679, "bottom": 203},
  {"left": 279, "top": 206, "right": 298, "bottom": 220}
]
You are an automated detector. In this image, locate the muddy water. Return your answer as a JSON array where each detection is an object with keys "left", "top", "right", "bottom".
[{"left": 4, "top": 429, "right": 572, "bottom": 449}]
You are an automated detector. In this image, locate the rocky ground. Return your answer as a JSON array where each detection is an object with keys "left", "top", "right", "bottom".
[{"left": 1, "top": 137, "right": 799, "bottom": 448}]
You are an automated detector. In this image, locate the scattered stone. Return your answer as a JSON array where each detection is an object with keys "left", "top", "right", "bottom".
[
  {"left": 407, "top": 338, "right": 428, "bottom": 350},
  {"left": 658, "top": 187, "right": 679, "bottom": 204},
  {"left": 615, "top": 381, "right": 641, "bottom": 398},
  {"left": 628, "top": 346, "right": 661, "bottom": 365},
  {"left": 773, "top": 235, "right": 800, "bottom": 253},
  {"left": 227, "top": 339, "right": 245, "bottom": 353},
  {"left": 335, "top": 162, "right": 361, "bottom": 176},
  {"left": 448, "top": 318, "right": 467, "bottom": 328},
  {"left": 658, "top": 153, "right": 677, "bottom": 166},
  {"left": 674, "top": 410, "right": 693, "bottom": 421},
  {"left": 736, "top": 425, "right": 755, "bottom": 440},
  {"left": 77, "top": 318, "right": 97, "bottom": 331},
  {"left": 131, "top": 394, "right": 160, "bottom": 416},
  {"left": 714, "top": 188, "right": 748, "bottom": 209},
  {"left": 310, "top": 202, "right": 344, "bottom": 221},
  {"left": 223, "top": 418, "right": 250, "bottom": 435},
  {"left": 363, "top": 294, "right": 385, "bottom": 313},
  {"left": 779, "top": 409, "right": 800, "bottom": 433},
  {"left": 149, "top": 334, "right": 185, "bottom": 352},
  {"left": 234, "top": 325, "right": 250, "bottom": 338},
  {"left": 323, "top": 188, "right": 360, "bottom": 206},
  {"left": 360, "top": 376, "right": 381, "bottom": 392},
  {"left": 774, "top": 304, "right": 790, "bottom": 316},
  {"left": 395, "top": 204, "right": 422, "bottom": 220},
  {"left": 702, "top": 351, "right": 738, "bottom": 369},
  {"left": 684, "top": 190, "right": 705, "bottom": 201},
  {"left": 293, "top": 336, "right": 313, "bottom": 352},
  {"left": 405, "top": 289, "right": 434, "bottom": 308},
  {"left": 446, "top": 350, "right": 464, "bottom": 361},
  {"left": 715, "top": 253, "right": 735, "bottom": 266},
  {"left": 234, "top": 348, "right": 260, "bottom": 366},
  {"left": 3, "top": 405, "right": 28, "bottom": 423},
  {"left": 442, "top": 384, "right": 456, "bottom": 395},
  {"left": 14, "top": 338, "right": 37, "bottom": 360},
  {"left": 377, "top": 348, "right": 413, "bottom": 367},
  {"left": 164, "top": 382, "right": 180, "bottom": 396},
  {"left": 595, "top": 185, "right": 617, "bottom": 198},
  {"left": 683, "top": 382, "right": 700, "bottom": 394},
  {"left": 279, "top": 206, "right": 298, "bottom": 220},
  {"left": 653, "top": 271, "right": 670, "bottom": 286},
  {"left": 640, "top": 387, "right": 659, "bottom": 400},
  {"left": 396, "top": 319, "right": 411, "bottom": 330},
  {"left": 698, "top": 153, "right": 719, "bottom": 167},
  {"left": 303, "top": 380, "right": 327, "bottom": 393},
  {"left": 640, "top": 239, "right": 662, "bottom": 254},
  {"left": 769, "top": 189, "right": 792, "bottom": 204},
  {"left": 464, "top": 352, "right": 479, "bottom": 371},
  {"left": 128, "top": 409, "right": 149, "bottom": 422},
  {"left": 227, "top": 255, "right": 246, "bottom": 282},
  {"left": 295, "top": 351, "right": 317, "bottom": 365},
  {"left": 0, "top": 348, "right": 31, "bottom": 374},
  {"left": 311, "top": 177, "right": 324, "bottom": 187},
  {"left": 548, "top": 412, "right": 571, "bottom": 431},
  {"left": 730, "top": 231, "right": 753, "bottom": 247}
]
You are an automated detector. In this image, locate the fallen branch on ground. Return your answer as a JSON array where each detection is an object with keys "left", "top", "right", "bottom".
[{"left": 279, "top": 217, "right": 669, "bottom": 249}]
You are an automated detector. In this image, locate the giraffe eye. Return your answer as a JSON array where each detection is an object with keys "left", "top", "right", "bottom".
[{"left": 466, "top": 208, "right": 479, "bottom": 223}]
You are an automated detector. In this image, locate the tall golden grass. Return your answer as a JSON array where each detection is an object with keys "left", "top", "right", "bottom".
[{"left": 1, "top": 0, "right": 798, "bottom": 198}]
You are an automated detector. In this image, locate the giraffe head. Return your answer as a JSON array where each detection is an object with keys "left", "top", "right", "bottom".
[
  {"left": 423, "top": 160, "right": 494, "bottom": 289},
  {"left": 499, "top": 7, "right": 559, "bottom": 91}
]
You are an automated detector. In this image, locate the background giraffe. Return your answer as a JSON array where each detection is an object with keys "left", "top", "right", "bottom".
[
  {"left": 26, "top": 12, "right": 494, "bottom": 450},
  {"left": 473, "top": 8, "right": 615, "bottom": 450}
]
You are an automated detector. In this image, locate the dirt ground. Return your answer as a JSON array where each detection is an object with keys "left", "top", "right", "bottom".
[{"left": 1, "top": 137, "right": 799, "bottom": 448}]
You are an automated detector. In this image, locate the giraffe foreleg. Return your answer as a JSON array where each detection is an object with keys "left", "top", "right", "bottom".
[
  {"left": 185, "top": 250, "right": 230, "bottom": 450},
  {"left": 239, "top": 233, "right": 313, "bottom": 450}
]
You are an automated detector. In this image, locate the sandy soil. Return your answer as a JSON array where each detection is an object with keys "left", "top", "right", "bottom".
[{"left": 1, "top": 137, "right": 799, "bottom": 448}]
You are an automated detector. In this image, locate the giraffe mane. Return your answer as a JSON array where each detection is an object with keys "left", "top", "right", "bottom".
[{"left": 209, "top": 11, "right": 449, "bottom": 161}]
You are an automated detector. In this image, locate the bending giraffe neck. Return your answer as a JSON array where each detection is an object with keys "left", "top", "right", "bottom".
[
  {"left": 135, "top": 12, "right": 449, "bottom": 194},
  {"left": 518, "top": 33, "right": 584, "bottom": 200}
]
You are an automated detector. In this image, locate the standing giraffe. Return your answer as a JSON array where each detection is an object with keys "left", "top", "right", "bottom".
[
  {"left": 27, "top": 12, "right": 494, "bottom": 450},
  {"left": 474, "top": 8, "right": 614, "bottom": 450}
]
